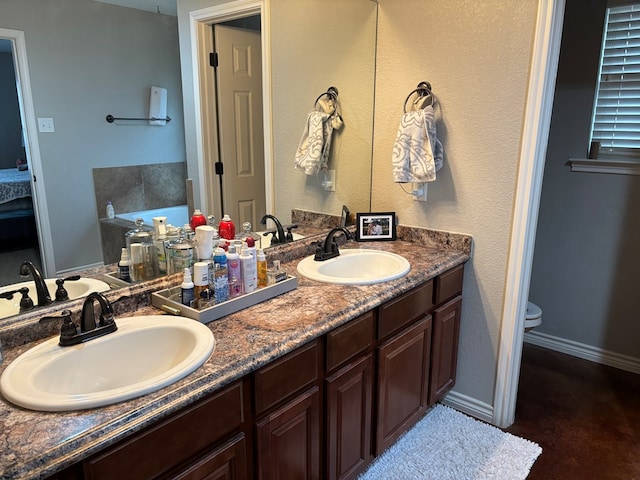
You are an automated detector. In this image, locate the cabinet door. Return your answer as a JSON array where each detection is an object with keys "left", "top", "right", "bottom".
[
  {"left": 429, "top": 295, "right": 462, "bottom": 405},
  {"left": 169, "top": 433, "right": 248, "bottom": 480},
  {"left": 375, "top": 316, "right": 432, "bottom": 456},
  {"left": 84, "top": 381, "right": 246, "bottom": 480},
  {"left": 255, "top": 387, "right": 320, "bottom": 480},
  {"left": 325, "top": 354, "right": 374, "bottom": 480}
]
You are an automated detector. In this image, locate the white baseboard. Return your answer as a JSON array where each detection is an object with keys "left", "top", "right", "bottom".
[
  {"left": 441, "top": 390, "right": 494, "bottom": 425},
  {"left": 524, "top": 330, "right": 640, "bottom": 374}
]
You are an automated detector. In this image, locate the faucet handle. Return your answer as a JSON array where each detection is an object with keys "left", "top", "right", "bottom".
[{"left": 39, "top": 309, "right": 77, "bottom": 341}]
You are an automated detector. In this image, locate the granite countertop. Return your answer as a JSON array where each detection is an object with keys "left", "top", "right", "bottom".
[{"left": 0, "top": 230, "right": 470, "bottom": 480}]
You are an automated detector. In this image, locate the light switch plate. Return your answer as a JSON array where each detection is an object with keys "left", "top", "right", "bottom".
[{"left": 38, "top": 117, "right": 55, "bottom": 133}]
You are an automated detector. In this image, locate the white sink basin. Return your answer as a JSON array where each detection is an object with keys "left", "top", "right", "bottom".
[
  {"left": 0, "top": 277, "right": 110, "bottom": 319},
  {"left": 0, "top": 315, "right": 215, "bottom": 411},
  {"left": 297, "top": 249, "right": 410, "bottom": 285}
]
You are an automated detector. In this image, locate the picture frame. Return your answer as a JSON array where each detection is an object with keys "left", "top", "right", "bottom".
[{"left": 356, "top": 212, "right": 397, "bottom": 241}]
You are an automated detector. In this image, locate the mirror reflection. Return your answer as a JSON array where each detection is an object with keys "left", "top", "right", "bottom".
[{"left": 0, "top": 0, "right": 377, "bottom": 323}]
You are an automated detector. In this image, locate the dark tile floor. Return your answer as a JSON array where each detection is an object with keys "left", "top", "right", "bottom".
[{"left": 507, "top": 343, "right": 640, "bottom": 480}]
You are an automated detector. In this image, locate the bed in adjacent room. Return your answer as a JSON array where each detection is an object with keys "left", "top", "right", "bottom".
[{"left": 0, "top": 167, "right": 36, "bottom": 246}]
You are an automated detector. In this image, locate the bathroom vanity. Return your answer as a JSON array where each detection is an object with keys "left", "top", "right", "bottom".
[{"left": 0, "top": 231, "right": 470, "bottom": 480}]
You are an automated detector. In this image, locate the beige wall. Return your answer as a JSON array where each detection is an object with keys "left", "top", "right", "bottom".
[{"left": 372, "top": 0, "right": 538, "bottom": 407}]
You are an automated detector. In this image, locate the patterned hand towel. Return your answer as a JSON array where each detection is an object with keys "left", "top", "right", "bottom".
[
  {"left": 294, "top": 110, "right": 334, "bottom": 175},
  {"left": 392, "top": 105, "right": 443, "bottom": 183}
]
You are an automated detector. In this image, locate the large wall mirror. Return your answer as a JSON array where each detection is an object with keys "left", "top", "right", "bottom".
[{"left": 0, "top": 0, "right": 377, "bottom": 322}]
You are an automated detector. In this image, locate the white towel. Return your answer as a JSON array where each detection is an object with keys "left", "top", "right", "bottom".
[
  {"left": 392, "top": 105, "right": 443, "bottom": 183},
  {"left": 294, "top": 110, "right": 335, "bottom": 175}
]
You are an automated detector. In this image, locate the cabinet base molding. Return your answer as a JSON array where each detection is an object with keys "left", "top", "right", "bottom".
[{"left": 440, "top": 391, "right": 494, "bottom": 425}]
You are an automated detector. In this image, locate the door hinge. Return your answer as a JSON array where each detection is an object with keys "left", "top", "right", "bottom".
[
  {"left": 215, "top": 161, "right": 224, "bottom": 175},
  {"left": 209, "top": 52, "right": 219, "bottom": 68}
]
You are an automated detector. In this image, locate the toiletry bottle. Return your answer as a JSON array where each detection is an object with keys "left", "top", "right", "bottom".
[
  {"left": 240, "top": 244, "right": 257, "bottom": 294},
  {"left": 106, "top": 201, "right": 115, "bottom": 219},
  {"left": 118, "top": 247, "right": 131, "bottom": 282},
  {"left": 193, "top": 262, "right": 210, "bottom": 309},
  {"left": 190, "top": 209, "right": 207, "bottom": 231},
  {"left": 213, "top": 247, "right": 229, "bottom": 303},
  {"left": 130, "top": 243, "right": 145, "bottom": 282},
  {"left": 153, "top": 216, "right": 168, "bottom": 275},
  {"left": 226, "top": 245, "right": 243, "bottom": 298},
  {"left": 257, "top": 249, "right": 268, "bottom": 288},
  {"left": 244, "top": 237, "right": 257, "bottom": 263},
  {"left": 267, "top": 259, "right": 287, "bottom": 285},
  {"left": 218, "top": 214, "right": 236, "bottom": 240},
  {"left": 181, "top": 267, "right": 195, "bottom": 307}
]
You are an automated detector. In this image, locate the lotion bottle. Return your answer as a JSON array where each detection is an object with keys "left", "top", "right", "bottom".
[
  {"left": 257, "top": 249, "right": 267, "bottom": 288},
  {"left": 226, "top": 245, "right": 243, "bottom": 298},
  {"left": 240, "top": 244, "right": 257, "bottom": 294},
  {"left": 180, "top": 267, "right": 195, "bottom": 307},
  {"left": 106, "top": 201, "right": 115, "bottom": 219}
]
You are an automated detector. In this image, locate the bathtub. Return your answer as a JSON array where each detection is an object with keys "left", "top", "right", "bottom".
[{"left": 116, "top": 205, "right": 189, "bottom": 228}]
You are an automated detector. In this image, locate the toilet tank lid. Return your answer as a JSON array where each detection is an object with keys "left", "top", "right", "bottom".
[{"left": 526, "top": 302, "right": 542, "bottom": 319}]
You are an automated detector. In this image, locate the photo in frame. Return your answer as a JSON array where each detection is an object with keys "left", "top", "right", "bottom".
[{"left": 356, "top": 212, "right": 397, "bottom": 241}]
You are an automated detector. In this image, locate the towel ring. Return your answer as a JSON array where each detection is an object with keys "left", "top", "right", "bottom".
[
  {"left": 314, "top": 86, "right": 339, "bottom": 115},
  {"left": 403, "top": 81, "right": 434, "bottom": 113}
]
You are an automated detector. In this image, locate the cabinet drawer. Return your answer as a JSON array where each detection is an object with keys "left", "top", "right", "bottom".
[
  {"left": 378, "top": 281, "right": 434, "bottom": 340},
  {"left": 84, "top": 380, "right": 246, "bottom": 480},
  {"left": 326, "top": 311, "right": 375, "bottom": 372},
  {"left": 254, "top": 339, "right": 320, "bottom": 416},
  {"left": 435, "top": 264, "right": 464, "bottom": 305}
]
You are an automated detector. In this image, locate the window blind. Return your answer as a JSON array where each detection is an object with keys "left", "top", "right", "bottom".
[{"left": 591, "top": 3, "right": 640, "bottom": 158}]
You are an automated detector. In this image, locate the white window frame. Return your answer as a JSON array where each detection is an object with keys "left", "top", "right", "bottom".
[{"left": 573, "top": 2, "right": 640, "bottom": 175}]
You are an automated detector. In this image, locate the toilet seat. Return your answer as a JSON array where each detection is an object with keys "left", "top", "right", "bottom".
[{"left": 524, "top": 301, "right": 542, "bottom": 329}]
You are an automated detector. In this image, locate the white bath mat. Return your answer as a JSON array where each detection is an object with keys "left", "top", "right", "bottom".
[{"left": 358, "top": 404, "right": 542, "bottom": 480}]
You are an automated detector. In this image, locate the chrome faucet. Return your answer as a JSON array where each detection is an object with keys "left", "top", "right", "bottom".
[
  {"left": 19, "top": 261, "right": 51, "bottom": 307},
  {"left": 314, "top": 227, "right": 352, "bottom": 261}
]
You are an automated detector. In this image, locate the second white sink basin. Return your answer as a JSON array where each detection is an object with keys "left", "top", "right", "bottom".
[
  {"left": 297, "top": 249, "right": 410, "bottom": 285},
  {"left": 0, "top": 277, "right": 110, "bottom": 319},
  {"left": 0, "top": 315, "right": 215, "bottom": 411}
]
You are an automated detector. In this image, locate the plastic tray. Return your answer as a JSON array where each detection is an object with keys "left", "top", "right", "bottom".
[{"left": 151, "top": 275, "right": 298, "bottom": 324}]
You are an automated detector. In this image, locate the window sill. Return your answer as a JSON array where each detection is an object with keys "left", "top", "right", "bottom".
[{"left": 568, "top": 159, "right": 640, "bottom": 176}]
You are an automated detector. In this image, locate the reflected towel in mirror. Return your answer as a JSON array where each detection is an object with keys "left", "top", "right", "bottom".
[{"left": 391, "top": 104, "right": 443, "bottom": 183}]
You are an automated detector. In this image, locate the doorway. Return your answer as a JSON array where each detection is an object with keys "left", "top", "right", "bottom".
[
  {"left": 0, "top": 34, "right": 49, "bottom": 285},
  {"left": 210, "top": 17, "right": 266, "bottom": 229},
  {"left": 181, "top": 0, "right": 273, "bottom": 231}
]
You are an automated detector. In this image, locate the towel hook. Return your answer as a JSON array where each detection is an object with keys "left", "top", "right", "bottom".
[
  {"left": 403, "top": 81, "right": 434, "bottom": 113},
  {"left": 314, "top": 86, "right": 339, "bottom": 115}
]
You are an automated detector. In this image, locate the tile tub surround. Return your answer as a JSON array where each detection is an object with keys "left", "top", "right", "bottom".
[{"left": 0, "top": 228, "right": 471, "bottom": 479}]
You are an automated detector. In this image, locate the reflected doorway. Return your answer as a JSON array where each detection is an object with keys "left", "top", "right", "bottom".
[
  {"left": 207, "top": 15, "right": 266, "bottom": 230},
  {"left": 0, "top": 38, "right": 42, "bottom": 285}
]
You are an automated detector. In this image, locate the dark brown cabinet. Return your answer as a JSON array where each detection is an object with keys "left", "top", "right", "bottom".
[
  {"left": 54, "top": 264, "right": 465, "bottom": 480},
  {"left": 325, "top": 354, "right": 374, "bottom": 480},
  {"left": 82, "top": 380, "right": 250, "bottom": 480},
  {"left": 255, "top": 387, "right": 321, "bottom": 480},
  {"left": 429, "top": 295, "right": 462, "bottom": 405},
  {"left": 375, "top": 316, "right": 432, "bottom": 456}
]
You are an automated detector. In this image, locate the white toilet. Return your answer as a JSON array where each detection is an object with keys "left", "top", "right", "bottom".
[{"left": 524, "top": 301, "right": 542, "bottom": 332}]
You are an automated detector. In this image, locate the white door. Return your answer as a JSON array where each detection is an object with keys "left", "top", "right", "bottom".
[{"left": 213, "top": 24, "right": 265, "bottom": 230}]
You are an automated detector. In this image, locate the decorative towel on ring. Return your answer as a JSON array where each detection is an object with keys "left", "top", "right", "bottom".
[
  {"left": 294, "top": 87, "right": 344, "bottom": 176},
  {"left": 392, "top": 86, "right": 443, "bottom": 183}
]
